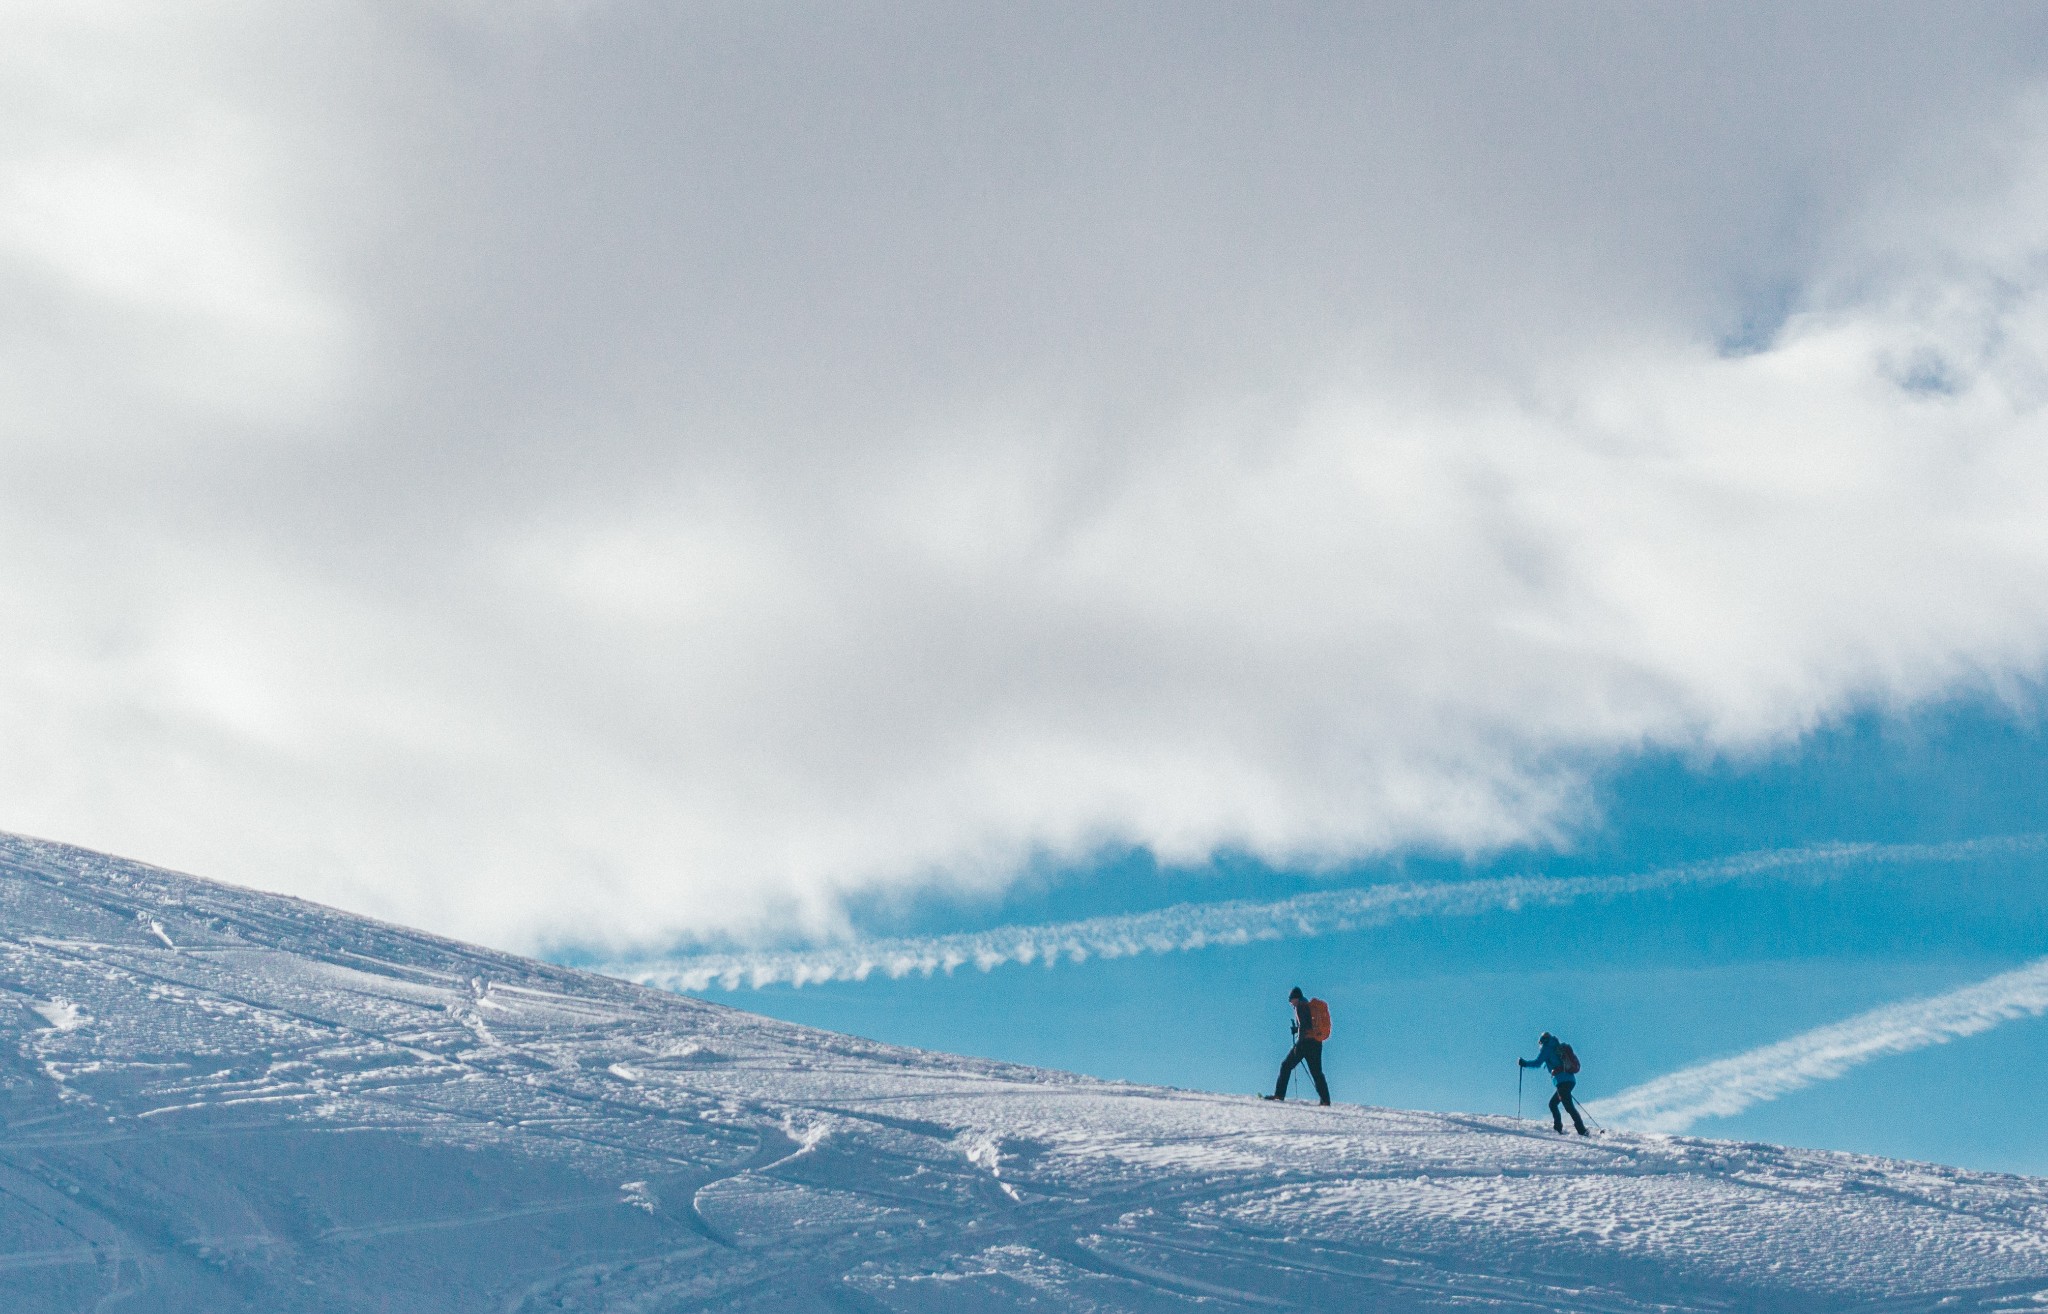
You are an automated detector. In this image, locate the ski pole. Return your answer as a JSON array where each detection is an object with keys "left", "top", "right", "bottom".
[{"left": 1516, "top": 1064, "right": 1523, "bottom": 1121}]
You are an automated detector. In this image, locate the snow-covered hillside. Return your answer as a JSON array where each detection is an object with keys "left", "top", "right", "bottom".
[{"left": 2, "top": 835, "right": 2045, "bottom": 1312}]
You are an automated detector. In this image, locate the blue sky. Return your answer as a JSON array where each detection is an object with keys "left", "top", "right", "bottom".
[{"left": 666, "top": 697, "right": 2048, "bottom": 1174}]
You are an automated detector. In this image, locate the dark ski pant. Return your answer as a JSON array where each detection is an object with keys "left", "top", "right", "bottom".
[
  {"left": 1550, "top": 1078, "right": 1587, "bottom": 1134},
  {"left": 1274, "top": 1038, "right": 1330, "bottom": 1105}
]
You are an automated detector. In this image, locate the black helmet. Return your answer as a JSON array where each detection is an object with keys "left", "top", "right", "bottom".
[
  {"left": 1539, "top": 1031, "right": 1555, "bottom": 1043},
  {"left": 1288, "top": 986, "right": 1305, "bottom": 1001}
]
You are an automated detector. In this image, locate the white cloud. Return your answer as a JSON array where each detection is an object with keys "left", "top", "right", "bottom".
[
  {"left": 0, "top": 2, "right": 352, "bottom": 443},
  {"left": 1594, "top": 954, "right": 2048, "bottom": 1133},
  {"left": 3, "top": 6, "right": 2048, "bottom": 950}
]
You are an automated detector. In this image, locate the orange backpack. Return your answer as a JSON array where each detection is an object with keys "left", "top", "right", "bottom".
[{"left": 1305, "top": 998, "right": 1332, "bottom": 1042}]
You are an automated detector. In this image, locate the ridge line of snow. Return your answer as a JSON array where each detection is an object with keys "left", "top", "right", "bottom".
[
  {"left": 1591, "top": 954, "right": 2048, "bottom": 1132},
  {"left": 610, "top": 835, "right": 2042, "bottom": 991}
]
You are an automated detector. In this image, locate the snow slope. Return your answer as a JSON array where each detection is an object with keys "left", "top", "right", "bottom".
[{"left": 1, "top": 835, "right": 2045, "bottom": 1312}]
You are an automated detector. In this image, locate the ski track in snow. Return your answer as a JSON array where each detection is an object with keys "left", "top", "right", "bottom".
[
  {"left": 0, "top": 834, "right": 2045, "bottom": 1311},
  {"left": 613, "top": 835, "right": 2047, "bottom": 991}
]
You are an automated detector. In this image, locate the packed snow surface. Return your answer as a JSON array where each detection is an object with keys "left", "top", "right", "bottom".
[{"left": 1, "top": 835, "right": 2045, "bottom": 1311}]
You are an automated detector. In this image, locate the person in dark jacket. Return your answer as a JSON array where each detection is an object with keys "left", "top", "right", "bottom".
[
  {"left": 1520, "top": 1031, "right": 1587, "bottom": 1135},
  {"left": 1263, "top": 986, "right": 1331, "bottom": 1105}
]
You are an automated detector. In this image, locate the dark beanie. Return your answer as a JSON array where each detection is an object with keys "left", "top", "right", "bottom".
[{"left": 1289, "top": 986, "right": 1305, "bottom": 1001}]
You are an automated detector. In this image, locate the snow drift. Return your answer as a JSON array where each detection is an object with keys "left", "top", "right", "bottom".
[{"left": 1, "top": 832, "right": 2045, "bottom": 1312}]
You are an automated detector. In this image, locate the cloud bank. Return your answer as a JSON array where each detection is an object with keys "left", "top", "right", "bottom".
[
  {"left": 614, "top": 837, "right": 2041, "bottom": 991},
  {"left": 4, "top": 6, "right": 2048, "bottom": 948},
  {"left": 1595, "top": 954, "right": 2048, "bottom": 1133}
]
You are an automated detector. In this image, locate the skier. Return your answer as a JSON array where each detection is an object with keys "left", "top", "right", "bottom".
[
  {"left": 1263, "top": 986, "right": 1331, "bottom": 1105},
  {"left": 1520, "top": 1031, "right": 1587, "bottom": 1135}
]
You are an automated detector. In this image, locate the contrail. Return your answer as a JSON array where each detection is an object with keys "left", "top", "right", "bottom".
[
  {"left": 1589, "top": 954, "right": 2048, "bottom": 1133},
  {"left": 610, "top": 835, "right": 2041, "bottom": 992}
]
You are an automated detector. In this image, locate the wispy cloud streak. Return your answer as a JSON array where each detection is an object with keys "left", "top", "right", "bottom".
[
  {"left": 1593, "top": 954, "right": 2048, "bottom": 1133},
  {"left": 612, "top": 836, "right": 2040, "bottom": 992}
]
